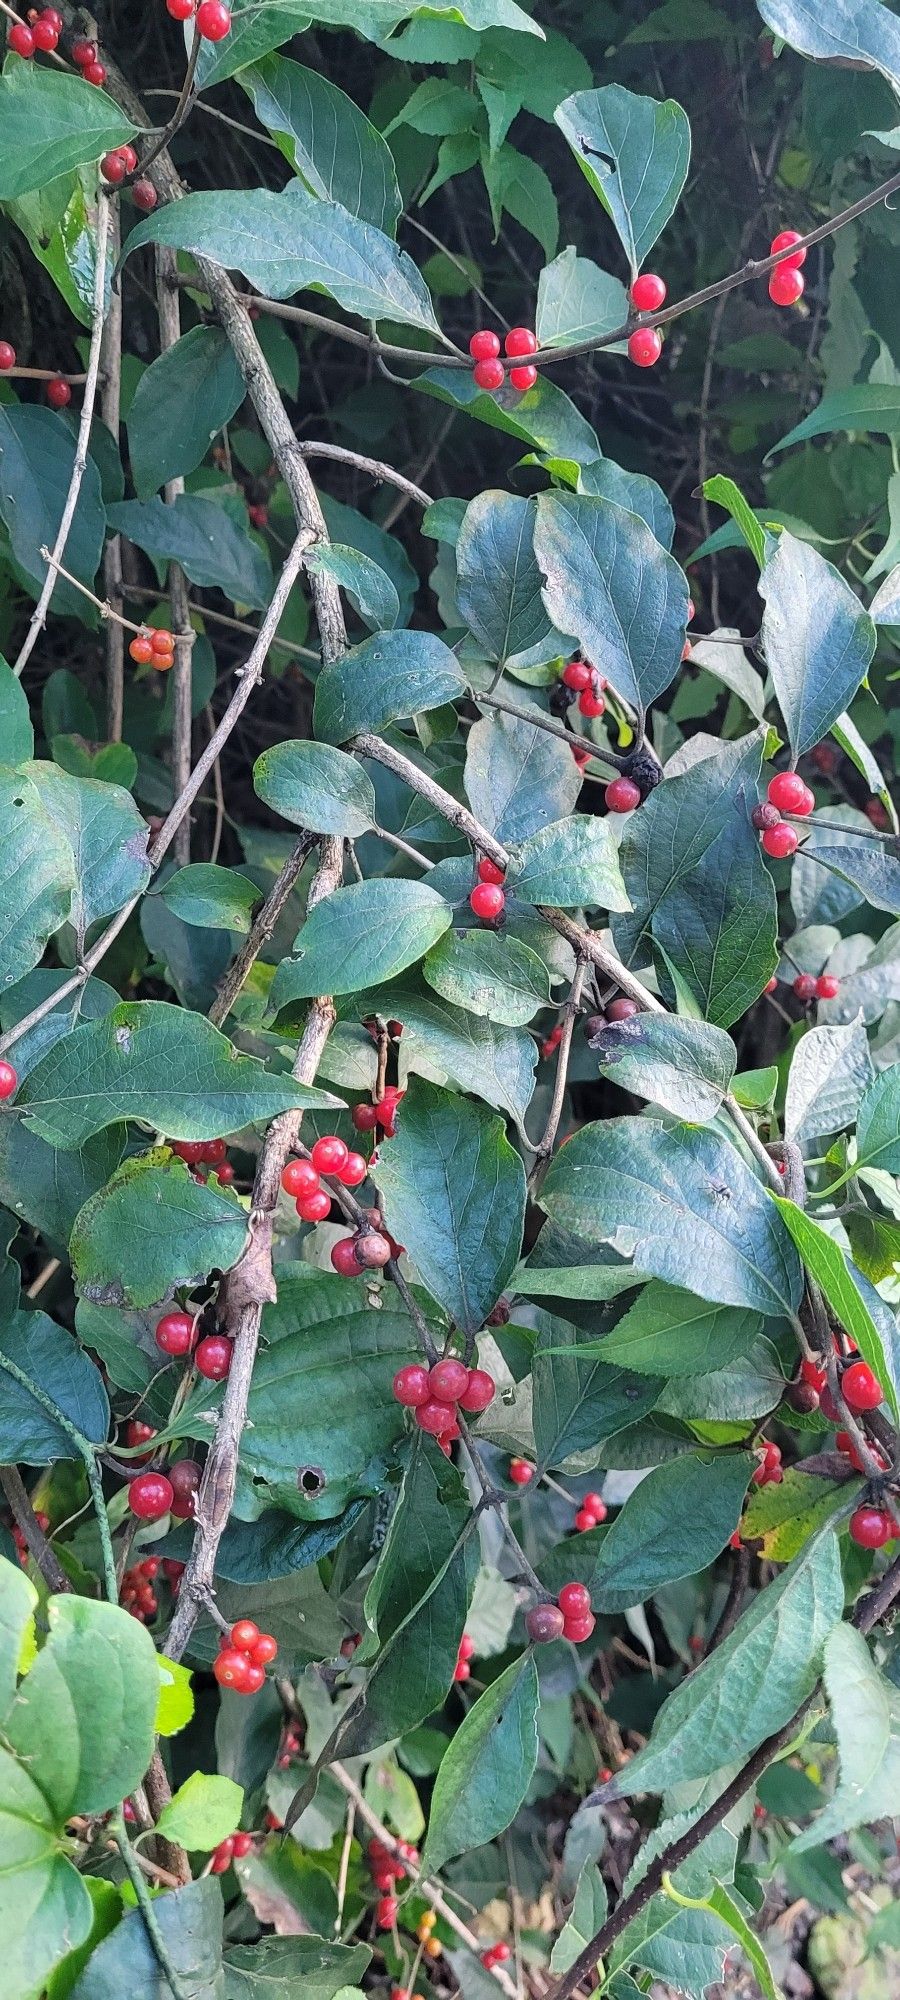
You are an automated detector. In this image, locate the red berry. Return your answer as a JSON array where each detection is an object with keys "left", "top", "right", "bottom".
[
  {"left": 376, "top": 1895, "right": 398, "bottom": 1928},
  {"left": 562, "top": 1611, "right": 596, "bottom": 1642},
  {"left": 352, "top": 1101, "right": 379, "bottom": 1132},
  {"left": 210, "top": 1837, "right": 234, "bottom": 1873},
  {"left": 393, "top": 1364, "right": 431, "bottom": 1407},
  {"left": 230, "top": 1618, "right": 261, "bottom": 1653},
  {"left": 557, "top": 1581, "right": 591, "bottom": 1618},
  {"left": 458, "top": 1368, "right": 495, "bottom": 1414},
  {"left": 129, "top": 1472, "right": 174, "bottom": 1521},
  {"left": 469, "top": 329, "right": 500, "bottom": 361},
  {"left": 168, "top": 1459, "right": 201, "bottom": 1519},
  {"left": 578, "top": 689, "right": 605, "bottom": 719},
  {"left": 509, "top": 1458, "right": 533, "bottom": 1485},
  {"left": 628, "top": 327, "right": 662, "bottom": 367},
  {"left": 129, "top": 634, "right": 154, "bottom": 665},
  {"left": 213, "top": 1161, "right": 236, "bottom": 1188},
  {"left": 155, "top": 1311, "right": 196, "bottom": 1357},
  {"left": 607, "top": 997, "right": 639, "bottom": 1022},
  {"left": 70, "top": 36, "right": 96, "bottom": 63},
  {"left": 331, "top": 1237, "right": 363, "bottom": 1277},
  {"left": 469, "top": 882, "right": 505, "bottom": 921},
  {"left": 119, "top": 144, "right": 138, "bottom": 173},
  {"left": 0, "top": 1062, "right": 18, "bottom": 1102},
  {"left": 815, "top": 974, "right": 840, "bottom": 1000},
  {"left": 767, "top": 772, "right": 808, "bottom": 814},
  {"left": 248, "top": 503, "right": 269, "bottom": 530},
  {"left": 101, "top": 151, "right": 127, "bottom": 184},
  {"left": 0, "top": 343, "right": 15, "bottom": 372},
  {"left": 841, "top": 1360, "right": 883, "bottom": 1412},
  {"left": 167, "top": 0, "right": 196, "bottom": 14},
  {"left": 454, "top": 1658, "right": 471, "bottom": 1681},
  {"left": 458, "top": 1633, "right": 475, "bottom": 1661},
  {"left": 849, "top": 1506, "right": 893, "bottom": 1550},
  {"left": 150, "top": 628, "right": 174, "bottom": 658},
  {"left": 232, "top": 1831, "right": 253, "bottom": 1857},
  {"left": 132, "top": 180, "right": 158, "bottom": 213},
  {"left": 770, "top": 228, "right": 806, "bottom": 271},
  {"left": 605, "top": 776, "right": 641, "bottom": 813},
  {"left": 214, "top": 1647, "right": 252, "bottom": 1691},
  {"left": 125, "top": 1419, "right": 156, "bottom": 1453},
  {"left": 429, "top": 1357, "right": 470, "bottom": 1403},
  {"left": 83, "top": 61, "right": 107, "bottom": 84},
  {"left": 196, "top": 0, "right": 231, "bottom": 35},
  {"left": 525, "top": 1603, "right": 565, "bottom": 1644},
  {"left": 41, "top": 8, "right": 65, "bottom": 27},
  {"left": 8, "top": 23, "right": 35, "bottom": 55},
  {"left": 296, "top": 1188, "right": 332, "bottom": 1222},
  {"left": 281, "top": 1158, "right": 320, "bottom": 1198},
  {"left": 46, "top": 377, "right": 71, "bottom": 409},
  {"left": 562, "top": 660, "right": 592, "bottom": 691},
  {"left": 477, "top": 856, "right": 506, "bottom": 884},
  {"left": 472, "top": 358, "right": 505, "bottom": 392},
  {"left": 251, "top": 1633, "right": 277, "bottom": 1665},
  {"left": 793, "top": 973, "right": 817, "bottom": 1002},
  {"left": 509, "top": 364, "right": 537, "bottom": 392},
  {"left": 762, "top": 823, "right": 798, "bottom": 858},
  {"left": 415, "top": 1400, "right": 456, "bottom": 1436},
  {"left": 195, "top": 1334, "right": 232, "bottom": 1380},
  {"left": 801, "top": 1357, "right": 826, "bottom": 1391},
  {"left": 769, "top": 266, "right": 804, "bottom": 307},
  {"left": 574, "top": 1508, "right": 595, "bottom": 1531},
  {"left": 630, "top": 272, "right": 667, "bottom": 311},
  {"left": 504, "top": 327, "right": 536, "bottom": 357},
  {"left": 865, "top": 798, "right": 889, "bottom": 829},
  {"left": 583, "top": 1492, "right": 606, "bottom": 1518},
  {"left": 338, "top": 1151, "right": 367, "bottom": 1188},
  {"left": 310, "top": 1134, "right": 349, "bottom": 1176},
  {"left": 31, "top": 17, "right": 58, "bottom": 50}
]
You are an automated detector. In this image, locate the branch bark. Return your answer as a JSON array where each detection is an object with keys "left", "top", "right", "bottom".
[
  {"left": 155, "top": 245, "right": 194, "bottom": 866},
  {"left": 100, "top": 201, "right": 125, "bottom": 742}
]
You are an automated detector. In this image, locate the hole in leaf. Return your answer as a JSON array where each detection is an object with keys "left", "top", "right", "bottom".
[{"left": 297, "top": 1465, "right": 327, "bottom": 1496}]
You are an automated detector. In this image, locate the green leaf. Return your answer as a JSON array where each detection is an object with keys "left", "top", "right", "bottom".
[
  {"left": 241, "top": 56, "right": 401, "bottom": 232},
  {"left": 0, "top": 1310, "right": 108, "bottom": 1461},
  {"left": 18, "top": 1000, "right": 340, "bottom": 1148},
  {"left": 784, "top": 1018, "right": 873, "bottom": 1146},
  {"left": 588, "top": 1012, "right": 736, "bottom": 1123},
  {"left": 540, "top": 1119, "right": 803, "bottom": 1316},
  {"left": 555, "top": 85, "right": 690, "bottom": 272},
  {"left": 532, "top": 1318, "right": 661, "bottom": 1466},
  {"left": 611, "top": 1899, "right": 731, "bottom": 1993},
  {"left": 313, "top": 630, "right": 467, "bottom": 742},
  {"left": 387, "top": 981, "right": 536, "bottom": 1129},
  {"left": 106, "top": 497, "right": 272, "bottom": 609},
  {"left": 50, "top": 738, "right": 138, "bottom": 789},
  {"left": 587, "top": 1453, "right": 752, "bottom": 1613},
  {"left": 0, "top": 768, "right": 75, "bottom": 995},
  {"left": 417, "top": 366, "right": 601, "bottom": 468},
  {"left": 70, "top": 1150, "right": 249, "bottom": 1309},
  {"left": 157, "top": 1772, "right": 244, "bottom": 1852},
  {"left": 3, "top": 1587, "right": 160, "bottom": 1818},
  {"left": 533, "top": 492, "right": 689, "bottom": 717},
  {"left": 767, "top": 384, "right": 900, "bottom": 456},
  {"left": 0, "top": 658, "right": 34, "bottom": 765},
  {"left": 0, "top": 1745, "right": 93, "bottom": 2000},
  {"left": 536, "top": 248, "right": 628, "bottom": 349},
  {"left": 759, "top": 532, "right": 876, "bottom": 758},
  {"left": 373, "top": 1078, "right": 526, "bottom": 1334},
  {"left": 0, "top": 64, "right": 136, "bottom": 200},
  {"left": 125, "top": 186, "right": 442, "bottom": 333},
  {"left": 270, "top": 879, "right": 452, "bottom": 1008},
  {"left": 45, "top": 1878, "right": 123, "bottom": 2000},
  {"left": 701, "top": 474, "right": 767, "bottom": 568},
  {"left": 510, "top": 813, "right": 630, "bottom": 911},
  {"left": 456, "top": 492, "right": 562, "bottom": 670},
  {"left": 68, "top": 1878, "right": 223, "bottom": 2000},
  {"left": 157, "top": 864, "right": 261, "bottom": 934},
  {"left": 305, "top": 544, "right": 400, "bottom": 631},
  {"left": 796, "top": 819, "right": 900, "bottom": 916},
  {"left": 254, "top": 740, "right": 376, "bottom": 838},
  {"left": 605, "top": 1531, "right": 843, "bottom": 1801},
  {"left": 550, "top": 1864, "right": 608, "bottom": 1975},
  {"left": 156, "top": 1657, "right": 195, "bottom": 1739},
  {"left": 855, "top": 1066, "right": 900, "bottom": 1174},
  {"left": 223, "top": 1938, "right": 372, "bottom": 2000},
  {"left": 793, "top": 1623, "right": 900, "bottom": 1850},
  {"left": 423, "top": 1652, "right": 540, "bottom": 1874},
  {"left": 25, "top": 765, "right": 150, "bottom": 953},
  {"left": 594, "top": 1283, "right": 766, "bottom": 1377},
  {"left": 481, "top": 142, "right": 558, "bottom": 259},
  {"left": 577, "top": 457, "right": 675, "bottom": 548},
  {"left": 126, "top": 326, "right": 245, "bottom": 499},
  {"left": 772, "top": 1198, "right": 900, "bottom": 1419},
  {"left": 758, "top": 0, "right": 900, "bottom": 99},
  {"left": 0, "top": 407, "right": 106, "bottom": 616},
  {"left": 613, "top": 731, "right": 777, "bottom": 1027},
  {"left": 422, "top": 926, "right": 550, "bottom": 1028},
  {"left": 742, "top": 1467, "right": 852, "bottom": 1561},
  {"left": 464, "top": 710, "right": 581, "bottom": 847},
  {"left": 703, "top": 1884, "right": 782, "bottom": 2000},
  {"left": 194, "top": 0, "right": 314, "bottom": 88}
]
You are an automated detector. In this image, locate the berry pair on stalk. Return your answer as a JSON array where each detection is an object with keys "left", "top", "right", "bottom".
[
  {"left": 560, "top": 657, "right": 606, "bottom": 720},
  {"left": 469, "top": 326, "right": 537, "bottom": 394},
  {"left": 526, "top": 1580, "right": 595, "bottom": 1645},
  {"left": 752, "top": 769, "right": 815, "bottom": 858},
  {"left": 166, "top": 0, "right": 232, "bottom": 35},
  {"left": 470, "top": 854, "right": 506, "bottom": 922}
]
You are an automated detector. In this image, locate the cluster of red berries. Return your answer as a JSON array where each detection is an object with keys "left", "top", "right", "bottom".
[
  {"left": 170, "top": 1135, "right": 235, "bottom": 1185},
  {"left": 130, "top": 627, "right": 175, "bottom": 671},
  {"left": 470, "top": 855, "right": 506, "bottom": 923},
  {"left": 11, "top": 1506, "right": 49, "bottom": 1567},
  {"left": 210, "top": 1829, "right": 253, "bottom": 1872},
  {"left": 368, "top": 1834, "right": 419, "bottom": 1930},
  {"left": 282, "top": 1135, "right": 367, "bottom": 1213},
  {"left": 752, "top": 770, "right": 816, "bottom": 859},
  {"left": 453, "top": 1631, "right": 475, "bottom": 1682},
  {"left": 166, "top": 0, "right": 232, "bottom": 35},
  {"left": 393, "top": 1356, "right": 496, "bottom": 1451},
  {"left": 793, "top": 1355, "right": 896, "bottom": 1548},
  {"left": 120, "top": 1555, "right": 161, "bottom": 1621},
  {"left": 352, "top": 1084, "right": 404, "bottom": 1136},
  {"left": 525, "top": 1580, "right": 596, "bottom": 1646},
  {"left": 751, "top": 1438, "right": 783, "bottom": 1487},
  {"left": 0, "top": 1061, "right": 18, "bottom": 1103},
  {"left": 792, "top": 970, "right": 840, "bottom": 1003},
  {"left": 560, "top": 657, "right": 607, "bottom": 720},
  {"left": 574, "top": 1490, "right": 607, "bottom": 1533},
  {"left": 128, "top": 1456, "right": 203, "bottom": 1519},
  {"left": 509, "top": 1457, "right": 533, "bottom": 1484},
  {"left": 627, "top": 271, "right": 667, "bottom": 367},
  {"left": 100, "top": 143, "right": 138, "bottom": 185},
  {"left": 156, "top": 1308, "right": 233, "bottom": 1381},
  {"left": 480, "top": 1942, "right": 512, "bottom": 1971},
  {"left": 469, "top": 326, "right": 537, "bottom": 395},
  {"left": 767, "top": 230, "right": 806, "bottom": 308},
  {"left": 213, "top": 1618, "right": 278, "bottom": 1693},
  {"left": 70, "top": 30, "right": 108, "bottom": 85},
  {"left": 8, "top": 8, "right": 64, "bottom": 60}
]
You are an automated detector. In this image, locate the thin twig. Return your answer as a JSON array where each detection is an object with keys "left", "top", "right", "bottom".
[
  {"left": 100, "top": 202, "right": 125, "bottom": 742},
  {"left": 334, "top": 1795, "right": 356, "bottom": 1936},
  {"left": 155, "top": 246, "right": 194, "bottom": 865},
  {"left": 527, "top": 959, "right": 587, "bottom": 1184},
  {"left": 0, "top": 1467, "right": 70, "bottom": 1594},
  {"left": 209, "top": 833, "right": 316, "bottom": 1027},
  {"left": 111, "top": 1821, "right": 193, "bottom": 2000},
  {"left": 13, "top": 201, "right": 110, "bottom": 677},
  {"left": 298, "top": 440, "right": 433, "bottom": 508}
]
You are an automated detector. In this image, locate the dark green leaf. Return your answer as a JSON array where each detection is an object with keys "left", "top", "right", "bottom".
[
  {"left": 759, "top": 532, "right": 876, "bottom": 758},
  {"left": 423, "top": 1653, "right": 540, "bottom": 1874},
  {"left": 588, "top": 1012, "right": 736, "bottom": 1122},
  {"left": 241, "top": 56, "right": 401, "bottom": 232},
  {"left": 70, "top": 1150, "right": 249, "bottom": 1309},
  {"left": 0, "top": 1310, "right": 109, "bottom": 1460},
  {"left": 417, "top": 367, "right": 601, "bottom": 468},
  {"left": 511, "top": 814, "right": 630, "bottom": 911},
  {"left": 5, "top": 1592, "right": 159, "bottom": 1819},
  {"left": 270, "top": 879, "right": 452, "bottom": 1007},
  {"left": 157, "top": 864, "right": 261, "bottom": 934},
  {"left": 25, "top": 764, "right": 150, "bottom": 952},
  {"left": 0, "top": 659, "right": 34, "bottom": 765},
  {"left": 857, "top": 1066, "right": 900, "bottom": 1173},
  {"left": 0, "top": 768, "right": 75, "bottom": 995},
  {"left": 254, "top": 740, "right": 376, "bottom": 838},
  {"left": 305, "top": 544, "right": 399, "bottom": 631},
  {"left": 532, "top": 1318, "right": 661, "bottom": 1466},
  {"left": 373, "top": 1079, "right": 526, "bottom": 1334},
  {"left": 69, "top": 1879, "right": 223, "bottom": 2000},
  {"left": 767, "top": 384, "right": 900, "bottom": 456},
  {"left": 107, "top": 497, "right": 272, "bottom": 608},
  {"left": 0, "top": 407, "right": 106, "bottom": 616},
  {"left": 588, "top": 1452, "right": 752, "bottom": 1612},
  {"left": 464, "top": 711, "right": 581, "bottom": 846},
  {"left": 423, "top": 926, "right": 550, "bottom": 1027},
  {"left": 126, "top": 326, "right": 245, "bottom": 499},
  {"left": 224, "top": 1937, "right": 372, "bottom": 2000},
  {"left": 796, "top": 820, "right": 900, "bottom": 916},
  {"left": 555, "top": 85, "right": 690, "bottom": 271},
  {"left": 792, "top": 1623, "right": 900, "bottom": 1851},
  {"left": 194, "top": 0, "right": 315, "bottom": 89},
  {"left": 0, "top": 65, "right": 136, "bottom": 200},
  {"left": 591, "top": 1282, "right": 766, "bottom": 1377},
  {"left": 456, "top": 492, "right": 563, "bottom": 669},
  {"left": 533, "top": 492, "right": 689, "bottom": 717},
  {"left": 550, "top": 1864, "right": 608, "bottom": 1975},
  {"left": 577, "top": 458, "right": 674, "bottom": 549},
  {"left": 313, "top": 630, "right": 467, "bottom": 743},
  {"left": 611, "top": 1900, "right": 732, "bottom": 1994},
  {"left": 387, "top": 982, "right": 537, "bottom": 1128}
]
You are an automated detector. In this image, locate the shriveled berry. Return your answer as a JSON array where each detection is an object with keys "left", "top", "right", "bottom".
[
  {"left": 607, "top": 997, "right": 639, "bottom": 1022},
  {"left": 469, "top": 329, "right": 500, "bottom": 361},
  {"left": 557, "top": 1581, "right": 591, "bottom": 1618},
  {"left": 605, "top": 776, "right": 641, "bottom": 813},
  {"left": 129, "top": 1472, "right": 174, "bottom": 1520},
  {"left": 509, "top": 1458, "right": 533, "bottom": 1484},
  {"left": 195, "top": 1334, "right": 232, "bottom": 1380},
  {"left": 769, "top": 265, "right": 804, "bottom": 306},
  {"left": 815, "top": 974, "right": 840, "bottom": 1000},
  {"left": 0, "top": 1062, "right": 18, "bottom": 1101},
  {"left": 470, "top": 882, "right": 505, "bottom": 921},
  {"left": 762, "top": 823, "right": 798, "bottom": 859},
  {"left": 472, "top": 357, "right": 505, "bottom": 392},
  {"left": 793, "top": 973, "right": 817, "bottom": 1002},
  {"left": 168, "top": 1459, "right": 201, "bottom": 1519},
  {"left": 429, "top": 1357, "right": 470, "bottom": 1403},
  {"left": 525, "top": 1603, "right": 565, "bottom": 1643},
  {"left": 311, "top": 1134, "right": 349, "bottom": 1175},
  {"left": 354, "top": 1229, "right": 391, "bottom": 1269},
  {"left": 458, "top": 1368, "right": 495, "bottom": 1413},
  {"left": 352, "top": 1101, "right": 379, "bottom": 1132},
  {"left": 751, "top": 802, "right": 781, "bottom": 830},
  {"left": 841, "top": 1360, "right": 883, "bottom": 1411},
  {"left": 628, "top": 327, "right": 662, "bottom": 367},
  {"left": 394, "top": 1364, "right": 431, "bottom": 1407},
  {"left": 849, "top": 1506, "right": 893, "bottom": 1550},
  {"left": 630, "top": 272, "right": 667, "bottom": 311}
]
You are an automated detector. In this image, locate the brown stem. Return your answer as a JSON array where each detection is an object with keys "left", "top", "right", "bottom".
[
  {"left": 707, "top": 1543, "right": 750, "bottom": 1652},
  {"left": 100, "top": 202, "right": 125, "bottom": 742},
  {"left": 209, "top": 833, "right": 316, "bottom": 1029},
  {"left": 143, "top": 1748, "right": 191, "bottom": 1887},
  {"left": 297, "top": 441, "right": 433, "bottom": 508},
  {"left": 527, "top": 959, "right": 587, "bottom": 1183},
  {"left": 0, "top": 1467, "right": 70, "bottom": 1594},
  {"left": 155, "top": 246, "right": 194, "bottom": 866}
]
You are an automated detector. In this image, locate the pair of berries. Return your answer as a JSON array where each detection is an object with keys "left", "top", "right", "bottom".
[
  {"left": 526, "top": 1580, "right": 596, "bottom": 1645},
  {"left": 574, "top": 1490, "right": 607, "bottom": 1532},
  {"left": 210, "top": 1830, "right": 252, "bottom": 1873},
  {"left": 131, "top": 1457, "right": 201, "bottom": 1521},
  {"left": 70, "top": 31, "right": 108, "bottom": 85},
  {"left": 417, "top": 1911, "right": 441, "bottom": 1958},
  {"left": 470, "top": 862, "right": 506, "bottom": 921},
  {"left": 130, "top": 627, "right": 175, "bottom": 670},
  {"left": 100, "top": 144, "right": 139, "bottom": 185},
  {"left": 155, "top": 1311, "right": 232, "bottom": 1381},
  {"left": 213, "top": 1619, "right": 278, "bottom": 1693},
  {"left": 0, "top": 1061, "right": 18, "bottom": 1102},
  {"left": 331, "top": 1228, "right": 392, "bottom": 1278},
  {"left": 481, "top": 1943, "right": 512, "bottom": 1970},
  {"left": 393, "top": 1356, "right": 496, "bottom": 1449},
  {"left": 792, "top": 971, "right": 840, "bottom": 1003},
  {"left": 752, "top": 1439, "right": 783, "bottom": 1487},
  {"left": 453, "top": 1632, "right": 475, "bottom": 1682},
  {"left": 561, "top": 658, "right": 607, "bottom": 719},
  {"left": 352, "top": 1085, "right": 404, "bottom": 1137},
  {"left": 584, "top": 999, "right": 639, "bottom": 1042},
  {"left": 368, "top": 1834, "right": 418, "bottom": 1897},
  {"left": 628, "top": 271, "right": 666, "bottom": 365},
  {"left": 768, "top": 229, "right": 806, "bottom": 307},
  {"left": 8, "top": 8, "right": 62, "bottom": 59},
  {"left": 166, "top": 0, "right": 232, "bottom": 35},
  {"left": 469, "top": 326, "right": 538, "bottom": 395},
  {"left": 605, "top": 775, "right": 642, "bottom": 813}
]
